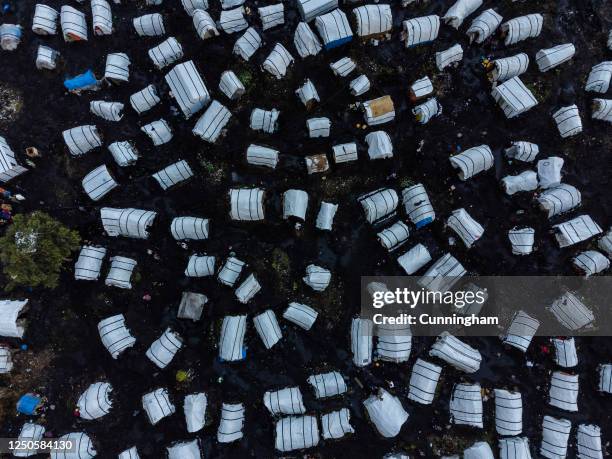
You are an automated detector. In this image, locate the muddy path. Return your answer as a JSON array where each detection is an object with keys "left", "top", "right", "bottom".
[{"left": 1, "top": 0, "right": 611, "bottom": 457}]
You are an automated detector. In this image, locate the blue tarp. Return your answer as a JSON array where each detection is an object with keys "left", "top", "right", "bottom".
[
  {"left": 17, "top": 394, "right": 42, "bottom": 415},
  {"left": 64, "top": 70, "right": 98, "bottom": 91}
]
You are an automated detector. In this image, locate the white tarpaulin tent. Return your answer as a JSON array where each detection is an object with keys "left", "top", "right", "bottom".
[
  {"left": 573, "top": 250, "right": 609, "bottom": 276},
  {"left": 599, "top": 228, "right": 612, "bottom": 257},
  {"left": 294, "top": 22, "right": 321, "bottom": 58},
  {"left": 321, "top": 408, "right": 354, "bottom": 439},
  {"left": 193, "top": 101, "right": 232, "bottom": 143},
  {"left": 142, "top": 388, "right": 175, "bottom": 425},
  {"left": 349, "top": 74, "right": 370, "bottom": 96},
  {"left": 466, "top": 9, "right": 502, "bottom": 44},
  {"left": 549, "top": 291, "right": 595, "bottom": 330},
  {"left": 77, "top": 382, "right": 112, "bottom": 420},
  {"left": 499, "top": 437, "right": 530, "bottom": 459},
  {"left": 133, "top": 13, "right": 165, "bottom": 36},
  {"left": 217, "top": 403, "right": 245, "bottom": 443},
  {"left": 429, "top": 333, "right": 481, "bottom": 373},
  {"left": 599, "top": 364, "right": 612, "bottom": 393},
  {"left": 297, "top": 0, "right": 337, "bottom": 22},
  {"left": 218, "top": 256, "right": 245, "bottom": 286},
  {"left": 259, "top": 4, "right": 284, "bottom": 31},
  {"left": 182, "top": 0, "right": 208, "bottom": 15},
  {"left": 13, "top": 422, "right": 45, "bottom": 457},
  {"left": 419, "top": 253, "right": 466, "bottom": 292},
  {"left": 284, "top": 302, "right": 318, "bottom": 330},
  {"left": 351, "top": 318, "right": 373, "bottom": 367},
  {"left": 92, "top": 1, "right": 112, "bottom": 36},
  {"left": 246, "top": 145, "right": 279, "bottom": 169},
  {"left": 219, "top": 8, "right": 248, "bottom": 34},
  {"left": 263, "top": 387, "right": 306, "bottom": 415},
  {"left": 32, "top": 4, "right": 58, "bottom": 35},
  {"left": 585, "top": 61, "right": 612, "bottom": 93},
  {"left": 0, "top": 299, "right": 27, "bottom": 338},
  {"left": 436, "top": 44, "right": 463, "bottom": 71},
  {"left": 494, "top": 389, "right": 522, "bottom": 436},
  {"left": 82, "top": 165, "right": 117, "bottom": 201},
  {"left": 505, "top": 141, "right": 539, "bottom": 162},
  {"left": 219, "top": 315, "right": 247, "bottom": 361},
  {"left": 537, "top": 156, "right": 564, "bottom": 189},
  {"left": 503, "top": 310, "right": 540, "bottom": 352},
  {"left": 541, "top": 416, "right": 571, "bottom": 459},
  {"left": 296, "top": 79, "right": 320, "bottom": 107},
  {"left": 450, "top": 383, "right": 483, "bottom": 428},
  {"left": 185, "top": 254, "right": 216, "bottom": 277},
  {"left": 492, "top": 77, "right": 538, "bottom": 118},
  {"left": 0, "top": 136, "right": 28, "bottom": 183},
  {"left": 489, "top": 53, "right": 529, "bottom": 83},
  {"left": 50, "top": 432, "right": 96, "bottom": 459},
  {"left": 149, "top": 37, "right": 184, "bottom": 69},
  {"left": 464, "top": 442, "right": 493, "bottom": 459},
  {"left": 593, "top": 98, "right": 612, "bottom": 122},
  {"left": 36, "top": 45, "right": 59, "bottom": 70},
  {"left": 60, "top": 6, "right": 87, "bottom": 41},
  {"left": 105, "top": 256, "right": 136, "bottom": 289},
  {"left": 262, "top": 43, "right": 294, "bottom": 79},
  {"left": 130, "top": 85, "right": 160, "bottom": 115},
  {"left": 98, "top": 314, "right": 135, "bottom": 359},
  {"left": 165, "top": 61, "right": 210, "bottom": 119},
  {"left": 146, "top": 328, "right": 183, "bottom": 369},
  {"left": 353, "top": 5, "right": 392, "bottom": 37},
  {"left": 447, "top": 208, "right": 484, "bottom": 248},
  {"left": 283, "top": 189, "right": 309, "bottom": 220},
  {"left": 171, "top": 217, "right": 209, "bottom": 240},
  {"left": 553, "top": 337, "right": 578, "bottom": 368},
  {"left": 184, "top": 393, "right": 207, "bottom": 433},
  {"left": 330, "top": 57, "right": 356, "bottom": 76},
  {"left": 537, "top": 184, "right": 581, "bottom": 218},
  {"left": 403, "top": 15, "right": 440, "bottom": 47},
  {"left": 375, "top": 322, "right": 411, "bottom": 363},
  {"left": 363, "top": 388, "right": 408, "bottom": 438},
  {"left": 553, "top": 215, "right": 602, "bottom": 248},
  {"left": 177, "top": 291, "right": 208, "bottom": 321},
  {"left": 501, "top": 14, "right": 543, "bottom": 45},
  {"left": 219, "top": 70, "right": 245, "bottom": 100},
  {"left": 577, "top": 424, "right": 603, "bottom": 459},
  {"left": 275, "top": 415, "right": 319, "bottom": 452},
  {"left": 397, "top": 244, "right": 432, "bottom": 275},
  {"left": 443, "top": 0, "right": 482, "bottom": 29},
  {"left": 229, "top": 188, "right": 264, "bottom": 221},
  {"left": 549, "top": 372, "right": 579, "bottom": 411},
  {"left": 101, "top": 207, "right": 157, "bottom": 239},
  {"left": 167, "top": 440, "right": 200, "bottom": 459},
  {"left": 250, "top": 108, "right": 279, "bottom": 133},
  {"left": 315, "top": 9, "right": 353, "bottom": 49},
  {"left": 358, "top": 188, "right": 398, "bottom": 224},
  {"left": 303, "top": 264, "right": 331, "bottom": 291},
  {"left": 193, "top": 9, "right": 218, "bottom": 39},
  {"left": 90, "top": 101, "right": 124, "bottom": 121},
  {"left": 235, "top": 274, "right": 261, "bottom": 303},
  {"left": 377, "top": 221, "right": 410, "bottom": 252},
  {"left": 316, "top": 202, "right": 338, "bottom": 230},
  {"left": 332, "top": 142, "right": 357, "bottom": 163},
  {"left": 307, "top": 371, "right": 347, "bottom": 398},
  {"left": 153, "top": 160, "right": 193, "bottom": 190},
  {"left": 141, "top": 119, "right": 173, "bottom": 146},
  {"left": 413, "top": 98, "right": 441, "bottom": 124},
  {"left": 449, "top": 144, "right": 493, "bottom": 180},
  {"left": 409, "top": 76, "right": 433, "bottom": 100},
  {"left": 63, "top": 125, "right": 102, "bottom": 156},
  {"left": 553, "top": 104, "right": 583, "bottom": 137},
  {"left": 233, "top": 27, "right": 262, "bottom": 61},
  {"left": 407, "top": 359, "right": 441, "bottom": 405},
  {"left": 0, "top": 346, "right": 12, "bottom": 374},
  {"left": 508, "top": 227, "right": 535, "bottom": 255},
  {"left": 118, "top": 447, "right": 140, "bottom": 459},
  {"left": 502, "top": 171, "right": 538, "bottom": 195},
  {"left": 536, "top": 44, "right": 575, "bottom": 72}
]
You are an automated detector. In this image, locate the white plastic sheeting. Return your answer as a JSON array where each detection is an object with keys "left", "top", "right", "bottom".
[
  {"left": 419, "top": 253, "right": 466, "bottom": 292},
  {"left": 502, "top": 170, "right": 538, "bottom": 195},
  {"left": 537, "top": 184, "right": 581, "bottom": 217},
  {"left": 464, "top": 442, "right": 494, "bottom": 459},
  {"left": 32, "top": 4, "right": 59, "bottom": 35},
  {"left": 403, "top": 15, "right": 440, "bottom": 47},
  {"left": 376, "top": 322, "right": 411, "bottom": 363},
  {"left": 149, "top": 37, "right": 184, "bottom": 69},
  {"left": 349, "top": 74, "right": 370, "bottom": 96},
  {"left": 330, "top": 56, "right": 356, "bottom": 76},
  {"left": 307, "top": 118, "right": 331, "bottom": 139},
  {"left": 365, "top": 131, "right": 393, "bottom": 160},
  {"left": 413, "top": 98, "right": 442, "bottom": 124},
  {"left": 553, "top": 215, "right": 602, "bottom": 248},
  {"left": 283, "top": 189, "right": 308, "bottom": 220},
  {"left": 297, "top": 0, "right": 337, "bottom": 22},
  {"left": 303, "top": 264, "right": 331, "bottom": 291},
  {"left": 553, "top": 337, "right": 578, "bottom": 368},
  {"left": 182, "top": 0, "right": 208, "bottom": 15},
  {"left": 549, "top": 372, "right": 579, "bottom": 412},
  {"left": 537, "top": 156, "right": 564, "bottom": 189},
  {"left": 142, "top": 388, "right": 176, "bottom": 425},
  {"left": 363, "top": 96, "right": 394, "bottom": 126},
  {"left": 219, "top": 8, "right": 248, "bottom": 34},
  {"left": 246, "top": 145, "right": 279, "bottom": 169},
  {"left": 592, "top": 98, "right": 612, "bottom": 123},
  {"left": 494, "top": 389, "right": 522, "bottom": 436},
  {"left": 332, "top": 142, "right": 358, "bottom": 163},
  {"left": 410, "top": 76, "right": 433, "bottom": 100},
  {"left": 447, "top": 208, "right": 484, "bottom": 248},
  {"left": 294, "top": 22, "right": 321, "bottom": 58},
  {"left": 577, "top": 424, "right": 603, "bottom": 459},
  {"left": 402, "top": 184, "right": 435, "bottom": 228},
  {"left": 259, "top": 4, "right": 284, "bottom": 31},
  {"left": 166, "top": 61, "right": 210, "bottom": 119},
  {"left": 118, "top": 447, "right": 140, "bottom": 459},
  {"left": 233, "top": 27, "right": 262, "bottom": 61},
  {"left": 449, "top": 145, "right": 493, "bottom": 180},
  {"left": 353, "top": 4, "right": 392, "bottom": 37},
  {"left": 499, "top": 437, "right": 531, "bottom": 459},
  {"left": 235, "top": 273, "right": 261, "bottom": 303},
  {"left": 130, "top": 85, "right": 160, "bottom": 115},
  {"left": 167, "top": 441, "right": 200, "bottom": 459},
  {"left": 599, "top": 228, "right": 612, "bottom": 257},
  {"left": 218, "top": 403, "right": 245, "bottom": 443},
  {"left": 296, "top": 79, "right": 320, "bottom": 107},
  {"left": 63, "top": 125, "right": 102, "bottom": 156},
  {"left": 82, "top": 165, "right": 117, "bottom": 201},
  {"left": 316, "top": 202, "right": 338, "bottom": 230},
  {"left": 585, "top": 61, "right": 612, "bottom": 93},
  {"left": 107, "top": 142, "right": 137, "bottom": 168},
  {"left": 141, "top": 119, "right": 173, "bottom": 146},
  {"left": 146, "top": 328, "right": 183, "bottom": 368},
  {"left": 184, "top": 393, "right": 207, "bottom": 433},
  {"left": 153, "top": 160, "right": 193, "bottom": 190},
  {"left": 502, "top": 14, "right": 543, "bottom": 46},
  {"left": 77, "top": 382, "right": 112, "bottom": 420},
  {"left": 315, "top": 9, "right": 353, "bottom": 49},
  {"left": 489, "top": 53, "right": 529, "bottom": 82},
  {"left": 573, "top": 250, "right": 609, "bottom": 276},
  {"left": 429, "top": 332, "right": 481, "bottom": 373},
  {"left": 50, "top": 432, "right": 96, "bottom": 459},
  {"left": 549, "top": 291, "right": 595, "bottom": 330},
  {"left": 219, "top": 315, "right": 247, "bottom": 360},
  {"left": 378, "top": 221, "right": 410, "bottom": 252},
  {"left": 219, "top": 71, "right": 245, "bottom": 100},
  {"left": 443, "top": 0, "right": 482, "bottom": 29},
  {"left": 263, "top": 43, "right": 294, "bottom": 79},
  {"left": 13, "top": 422, "right": 45, "bottom": 457},
  {"left": 467, "top": 9, "right": 502, "bottom": 44},
  {"left": 61, "top": 6, "right": 87, "bottom": 41},
  {"left": 492, "top": 77, "right": 538, "bottom": 118},
  {"left": 363, "top": 388, "right": 408, "bottom": 438},
  {"left": 250, "top": 108, "right": 279, "bottom": 133},
  {"left": 321, "top": 408, "right": 354, "bottom": 439},
  {"left": 351, "top": 318, "right": 373, "bottom": 367},
  {"left": 436, "top": 44, "right": 463, "bottom": 71},
  {"left": 92, "top": 0, "right": 112, "bottom": 35},
  {"left": 275, "top": 415, "right": 319, "bottom": 452},
  {"left": 217, "top": 256, "right": 245, "bottom": 286},
  {"left": 503, "top": 310, "right": 540, "bottom": 351},
  {"left": 90, "top": 101, "right": 124, "bottom": 121},
  {"left": 0, "top": 300, "right": 27, "bottom": 338},
  {"left": 358, "top": 188, "right": 398, "bottom": 224},
  {"left": 505, "top": 141, "right": 539, "bottom": 162},
  {"left": 103, "top": 54, "right": 131, "bottom": 82},
  {"left": 98, "top": 314, "right": 135, "bottom": 359},
  {"left": 171, "top": 217, "right": 209, "bottom": 240},
  {"left": 177, "top": 292, "right": 208, "bottom": 321},
  {"left": 263, "top": 387, "right": 306, "bottom": 415},
  {"left": 536, "top": 44, "right": 575, "bottom": 72},
  {"left": 36, "top": 45, "right": 59, "bottom": 70},
  {"left": 101, "top": 207, "right": 157, "bottom": 239},
  {"left": 284, "top": 302, "right": 318, "bottom": 330},
  {"left": 553, "top": 104, "right": 583, "bottom": 137},
  {"left": 398, "top": 244, "right": 432, "bottom": 275},
  {"left": 599, "top": 364, "right": 612, "bottom": 393},
  {"left": 0, "top": 24, "right": 20, "bottom": 51},
  {"left": 133, "top": 13, "right": 165, "bottom": 36},
  {"left": 307, "top": 371, "right": 347, "bottom": 398},
  {"left": 0, "top": 137, "right": 27, "bottom": 183},
  {"left": 193, "top": 9, "right": 218, "bottom": 39},
  {"left": 105, "top": 256, "right": 137, "bottom": 289},
  {"left": 450, "top": 383, "right": 483, "bottom": 428},
  {"left": 407, "top": 359, "right": 441, "bottom": 405},
  {"left": 508, "top": 227, "right": 535, "bottom": 255}
]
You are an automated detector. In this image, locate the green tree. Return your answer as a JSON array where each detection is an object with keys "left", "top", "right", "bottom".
[{"left": 0, "top": 212, "right": 80, "bottom": 290}]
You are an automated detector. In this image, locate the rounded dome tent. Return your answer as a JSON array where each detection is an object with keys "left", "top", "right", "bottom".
[
  {"left": 32, "top": 4, "right": 59, "bottom": 35},
  {"left": 142, "top": 388, "right": 176, "bottom": 425},
  {"left": 407, "top": 359, "right": 441, "bottom": 405},
  {"left": 263, "top": 387, "right": 306, "bottom": 416},
  {"left": 450, "top": 383, "right": 483, "bottom": 428},
  {"left": 77, "top": 382, "right": 113, "bottom": 420},
  {"left": 233, "top": 27, "right": 262, "bottom": 61},
  {"left": 449, "top": 145, "right": 493, "bottom": 180},
  {"left": 130, "top": 85, "right": 160, "bottom": 115},
  {"left": 283, "top": 302, "right": 318, "bottom": 330},
  {"left": 351, "top": 318, "right": 373, "bottom": 367},
  {"left": 442, "top": 0, "right": 482, "bottom": 29},
  {"left": 403, "top": 15, "right": 439, "bottom": 47},
  {"left": 275, "top": 415, "right": 319, "bottom": 452},
  {"left": 489, "top": 53, "right": 529, "bottom": 83},
  {"left": 307, "top": 371, "right": 347, "bottom": 398},
  {"left": 98, "top": 314, "right": 136, "bottom": 359},
  {"left": 466, "top": 9, "right": 502, "bottom": 44},
  {"left": 429, "top": 333, "right": 481, "bottom": 373},
  {"left": 494, "top": 389, "right": 522, "bottom": 436},
  {"left": 320, "top": 408, "right": 354, "bottom": 439},
  {"left": 133, "top": 13, "right": 165, "bottom": 36},
  {"left": 363, "top": 388, "right": 408, "bottom": 438},
  {"left": 501, "top": 14, "right": 543, "bottom": 46},
  {"left": 217, "top": 403, "right": 245, "bottom": 443}
]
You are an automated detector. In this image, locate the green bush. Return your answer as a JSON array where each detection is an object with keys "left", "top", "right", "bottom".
[{"left": 0, "top": 212, "right": 80, "bottom": 290}]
